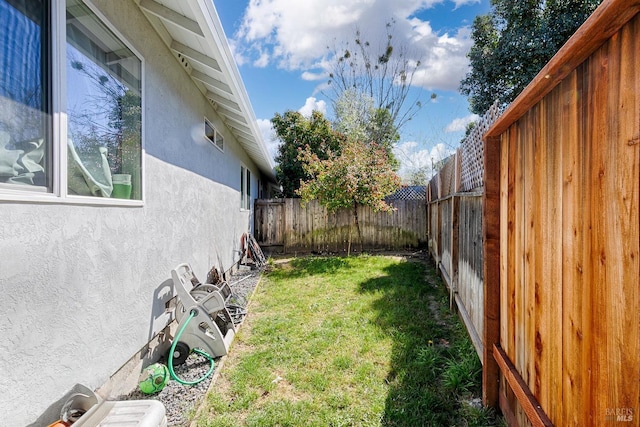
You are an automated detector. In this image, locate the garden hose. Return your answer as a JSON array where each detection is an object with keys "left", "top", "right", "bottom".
[{"left": 168, "top": 309, "right": 215, "bottom": 385}]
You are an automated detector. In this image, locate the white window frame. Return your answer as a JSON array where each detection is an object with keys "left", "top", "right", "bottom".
[
  {"left": 0, "top": 0, "right": 145, "bottom": 205},
  {"left": 204, "top": 118, "right": 223, "bottom": 152}
]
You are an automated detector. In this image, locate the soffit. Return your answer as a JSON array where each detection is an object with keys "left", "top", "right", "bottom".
[{"left": 134, "top": 0, "right": 275, "bottom": 179}]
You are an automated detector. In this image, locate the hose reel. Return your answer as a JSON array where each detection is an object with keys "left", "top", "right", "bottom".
[{"left": 168, "top": 264, "right": 236, "bottom": 366}]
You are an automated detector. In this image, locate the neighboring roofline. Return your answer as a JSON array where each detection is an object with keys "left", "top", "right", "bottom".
[{"left": 136, "top": 0, "right": 276, "bottom": 181}]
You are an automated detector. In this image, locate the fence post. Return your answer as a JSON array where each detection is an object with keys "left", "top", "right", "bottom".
[
  {"left": 451, "top": 195, "right": 459, "bottom": 297},
  {"left": 284, "top": 198, "right": 291, "bottom": 253},
  {"left": 482, "top": 135, "right": 501, "bottom": 408},
  {"left": 452, "top": 149, "right": 461, "bottom": 293}
]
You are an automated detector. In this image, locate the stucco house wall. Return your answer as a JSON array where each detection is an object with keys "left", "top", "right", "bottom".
[{"left": 0, "top": 1, "right": 275, "bottom": 425}]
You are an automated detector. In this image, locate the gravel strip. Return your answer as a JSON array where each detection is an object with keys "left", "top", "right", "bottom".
[{"left": 119, "top": 267, "right": 263, "bottom": 426}]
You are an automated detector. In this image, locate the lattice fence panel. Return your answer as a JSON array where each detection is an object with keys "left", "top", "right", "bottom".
[
  {"left": 460, "top": 101, "right": 503, "bottom": 192},
  {"left": 386, "top": 185, "right": 426, "bottom": 201}
]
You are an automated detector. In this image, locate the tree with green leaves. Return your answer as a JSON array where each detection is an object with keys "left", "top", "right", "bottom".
[
  {"left": 297, "top": 138, "right": 401, "bottom": 255},
  {"left": 332, "top": 89, "right": 400, "bottom": 170},
  {"left": 271, "top": 110, "right": 344, "bottom": 198},
  {"left": 460, "top": 0, "right": 602, "bottom": 114}
]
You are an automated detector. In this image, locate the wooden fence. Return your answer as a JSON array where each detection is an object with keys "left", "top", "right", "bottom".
[
  {"left": 255, "top": 198, "right": 427, "bottom": 254},
  {"left": 484, "top": 1, "right": 639, "bottom": 425},
  {"left": 427, "top": 103, "right": 502, "bottom": 360},
  {"left": 428, "top": 2, "right": 639, "bottom": 425},
  {"left": 429, "top": 191, "right": 485, "bottom": 359}
]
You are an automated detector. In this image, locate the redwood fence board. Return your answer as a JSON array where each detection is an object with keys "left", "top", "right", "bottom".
[
  {"left": 427, "top": 2, "right": 639, "bottom": 425},
  {"left": 493, "top": 9, "right": 639, "bottom": 426}
]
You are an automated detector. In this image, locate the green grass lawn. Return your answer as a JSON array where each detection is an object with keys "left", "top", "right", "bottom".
[{"left": 193, "top": 254, "right": 501, "bottom": 427}]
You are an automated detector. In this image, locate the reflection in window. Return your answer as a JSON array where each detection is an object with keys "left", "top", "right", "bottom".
[
  {"left": 245, "top": 167, "right": 251, "bottom": 210},
  {"left": 205, "top": 118, "right": 223, "bottom": 151},
  {"left": 0, "top": 0, "right": 50, "bottom": 190},
  {"left": 241, "top": 165, "right": 251, "bottom": 210},
  {"left": 66, "top": 0, "right": 142, "bottom": 199}
]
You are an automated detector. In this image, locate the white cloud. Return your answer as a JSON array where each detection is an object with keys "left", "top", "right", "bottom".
[
  {"left": 393, "top": 140, "right": 455, "bottom": 181},
  {"left": 253, "top": 52, "right": 270, "bottom": 68},
  {"left": 257, "top": 118, "right": 279, "bottom": 162},
  {"left": 236, "top": 0, "right": 369, "bottom": 69},
  {"left": 409, "top": 23, "right": 473, "bottom": 91},
  {"left": 394, "top": 141, "right": 454, "bottom": 168},
  {"left": 298, "top": 97, "right": 327, "bottom": 117},
  {"left": 233, "top": 0, "right": 476, "bottom": 92},
  {"left": 301, "top": 71, "right": 326, "bottom": 82},
  {"left": 452, "top": 0, "right": 480, "bottom": 9},
  {"left": 445, "top": 113, "right": 479, "bottom": 132}
]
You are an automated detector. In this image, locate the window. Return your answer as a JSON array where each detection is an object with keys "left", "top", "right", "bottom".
[
  {"left": 0, "top": 0, "right": 51, "bottom": 190},
  {"left": 0, "top": 0, "right": 143, "bottom": 201},
  {"left": 204, "top": 118, "right": 223, "bottom": 151},
  {"left": 241, "top": 165, "right": 251, "bottom": 210},
  {"left": 66, "top": 0, "right": 142, "bottom": 199}
]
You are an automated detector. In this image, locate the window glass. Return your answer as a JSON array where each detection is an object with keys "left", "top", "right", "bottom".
[
  {"left": 216, "top": 132, "right": 223, "bottom": 151},
  {"left": 240, "top": 165, "right": 245, "bottom": 209},
  {"left": 245, "top": 168, "right": 251, "bottom": 210},
  {"left": 66, "top": 0, "right": 142, "bottom": 199},
  {"left": 205, "top": 119, "right": 215, "bottom": 145},
  {"left": 240, "top": 166, "right": 251, "bottom": 210},
  {"left": 0, "top": 0, "right": 50, "bottom": 190},
  {"left": 205, "top": 118, "right": 223, "bottom": 151}
]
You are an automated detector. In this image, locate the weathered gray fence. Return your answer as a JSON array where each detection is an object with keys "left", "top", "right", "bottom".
[
  {"left": 427, "top": 102, "right": 502, "bottom": 360},
  {"left": 255, "top": 198, "right": 427, "bottom": 253},
  {"left": 428, "top": 190, "right": 484, "bottom": 359}
]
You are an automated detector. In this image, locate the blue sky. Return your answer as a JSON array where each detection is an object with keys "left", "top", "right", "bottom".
[{"left": 215, "top": 0, "right": 491, "bottom": 180}]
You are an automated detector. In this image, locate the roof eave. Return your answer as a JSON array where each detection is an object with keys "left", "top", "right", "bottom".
[{"left": 136, "top": 0, "right": 276, "bottom": 180}]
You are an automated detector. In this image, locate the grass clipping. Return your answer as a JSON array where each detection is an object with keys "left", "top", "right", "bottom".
[{"left": 195, "top": 255, "right": 500, "bottom": 427}]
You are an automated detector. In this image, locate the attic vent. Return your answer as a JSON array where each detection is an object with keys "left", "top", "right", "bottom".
[{"left": 176, "top": 52, "right": 190, "bottom": 69}]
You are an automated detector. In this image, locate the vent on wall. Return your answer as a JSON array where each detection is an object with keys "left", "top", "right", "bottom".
[{"left": 175, "top": 52, "right": 192, "bottom": 72}]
